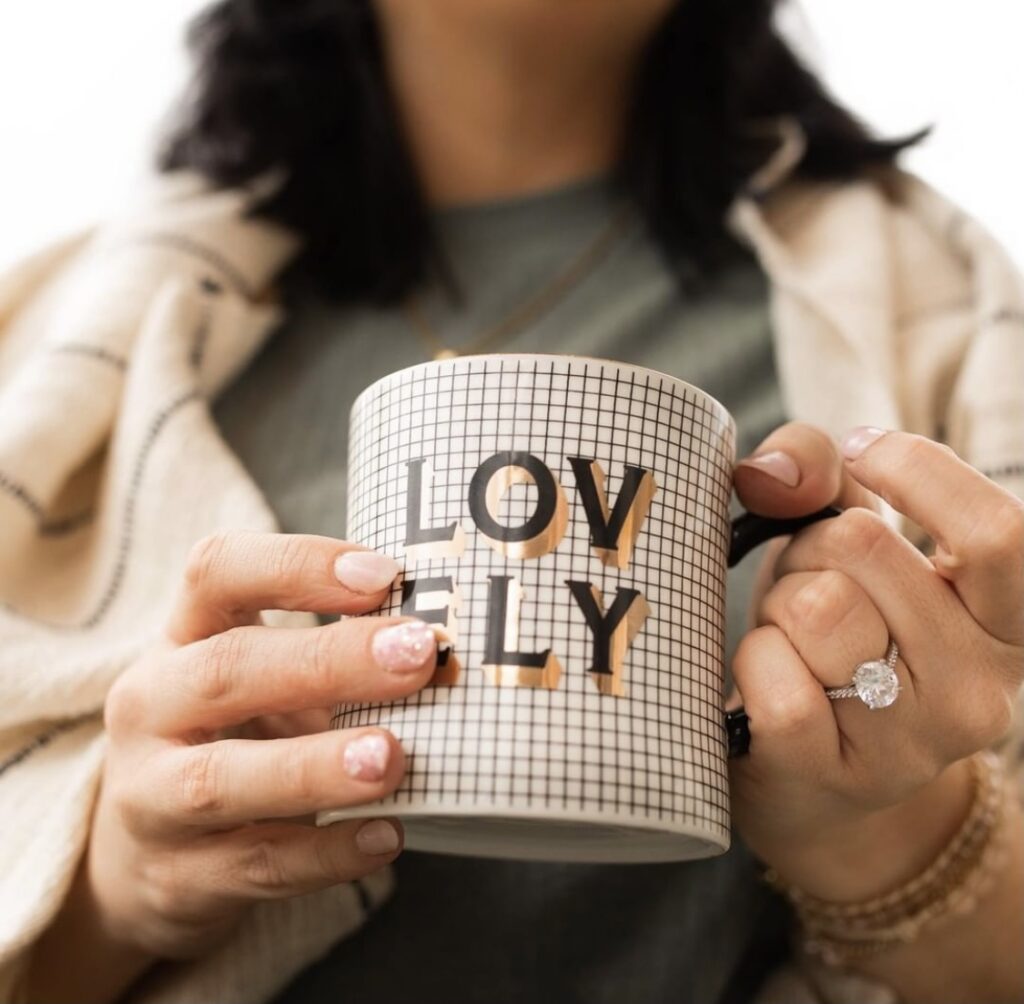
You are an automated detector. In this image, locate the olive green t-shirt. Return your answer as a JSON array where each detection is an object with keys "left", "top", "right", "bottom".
[{"left": 213, "top": 176, "right": 789, "bottom": 1004}]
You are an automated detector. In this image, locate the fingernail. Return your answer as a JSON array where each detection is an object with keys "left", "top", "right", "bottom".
[
  {"left": 736, "top": 450, "right": 801, "bottom": 487},
  {"left": 342, "top": 733, "right": 391, "bottom": 781},
  {"left": 334, "top": 550, "right": 400, "bottom": 594},
  {"left": 371, "top": 620, "right": 436, "bottom": 674},
  {"left": 356, "top": 818, "right": 401, "bottom": 855},
  {"left": 841, "top": 426, "right": 887, "bottom": 460}
]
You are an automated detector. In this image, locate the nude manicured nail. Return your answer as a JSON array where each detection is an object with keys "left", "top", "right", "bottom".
[
  {"left": 356, "top": 819, "right": 400, "bottom": 855},
  {"left": 371, "top": 621, "right": 436, "bottom": 673},
  {"left": 342, "top": 733, "right": 390, "bottom": 781},
  {"left": 334, "top": 550, "right": 400, "bottom": 594},
  {"left": 736, "top": 450, "right": 801, "bottom": 487},
  {"left": 841, "top": 426, "right": 887, "bottom": 460}
]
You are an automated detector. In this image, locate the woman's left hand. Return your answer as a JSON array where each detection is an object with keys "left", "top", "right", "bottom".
[{"left": 729, "top": 423, "right": 1023, "bottom": 898}]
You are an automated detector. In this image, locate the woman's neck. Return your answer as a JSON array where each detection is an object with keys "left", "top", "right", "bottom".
[{"left": 374, "top": 3, "right": 661, "bottom": 206}]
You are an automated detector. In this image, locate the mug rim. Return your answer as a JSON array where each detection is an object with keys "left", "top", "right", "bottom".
[{"left": 350, "top": 351, "right": 737, "bottom": 443}]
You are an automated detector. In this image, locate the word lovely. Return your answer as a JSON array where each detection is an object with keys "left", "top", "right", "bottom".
[{"left": 399, "top": 451, "right": 659, "bottom": 697}]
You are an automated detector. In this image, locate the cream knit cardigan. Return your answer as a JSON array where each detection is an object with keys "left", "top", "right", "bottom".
[{"left": 0, "top": 166, "right": 1021, "bottom": 1004}]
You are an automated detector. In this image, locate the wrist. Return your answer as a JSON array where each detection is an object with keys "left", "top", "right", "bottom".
[{"left": 761, "top": 758, "right": 975, "bottom": 902}]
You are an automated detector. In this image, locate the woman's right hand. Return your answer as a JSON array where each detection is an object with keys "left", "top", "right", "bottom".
[{"left": 50, "top": 531, "right": 435, "bottom": 973}]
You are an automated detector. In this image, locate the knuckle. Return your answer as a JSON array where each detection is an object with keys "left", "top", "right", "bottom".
[
  {"left": 785, "top": 571, "right": 858, "bottom": 636},
  {"left": 176, "top": 746, "right": 224, "bottom": 819},
  {"left": 733, "top": 623, "right": 772, "bottom": 661},
  {"left": 238, "top": 836, "right": 291, "bottom": 894},
  {"left": 303, "top": 623, "right": 344, "bottom": 694},
  {"left": 141, "top": 853, "right": 195, "bottom": 922},
  {"left": 106, "top": 771, "right": 148, "bottom": 835},
  {"left": 269, "top": 533, "right": 318, "bottom": 587},
  {"left": 183, "top": 532, "right": 234, "bottom": 595},
  {"left": 106, "top": 753, "right": 165, "bottom": 836},
  {"left": 730, "top": 628, "right": 766, "bottom": 685},
  {"left": 103, "top": 676, "right": 146, "bottom": 737},
  {"left": 731, "top": 625, "right": 823, "bottom": 735},
  {"left": 191, "top": 629, "right": 247, "bottom": 703},
  {"left": 827, "top": 507, "right": 890, "bottom": 564},
  {"left": 762, "top": 684, "right": 820, "bottom": 736}
]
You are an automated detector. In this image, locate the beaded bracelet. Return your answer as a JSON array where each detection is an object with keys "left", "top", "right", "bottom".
[{"left": 762, "top": 752, "right": 1010, "bottom": 967}]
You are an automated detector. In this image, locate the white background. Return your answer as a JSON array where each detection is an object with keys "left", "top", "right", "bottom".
[{"left": 0, "top": 1, "right": 1021, "bottom": 270}]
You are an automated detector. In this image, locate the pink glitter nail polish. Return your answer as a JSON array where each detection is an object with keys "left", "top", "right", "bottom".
[
  {"left": 371, "top": 621, "right": 436, "bottom": 673},
  {"left": 342, "top": 733, "right": 390, "bottom": 781}
]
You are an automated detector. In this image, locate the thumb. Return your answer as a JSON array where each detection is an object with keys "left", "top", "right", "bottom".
[{"left": 734, "top": 422, "right": 879, "bottom": 518}]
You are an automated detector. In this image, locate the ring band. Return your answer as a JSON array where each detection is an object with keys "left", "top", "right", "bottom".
[{"left": 825, "top": 640, "right": 901, "bottom": 709}]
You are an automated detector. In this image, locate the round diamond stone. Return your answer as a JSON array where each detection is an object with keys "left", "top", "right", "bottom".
[{"left": 852, "top": 659, "right": 900, "bottom": 709}]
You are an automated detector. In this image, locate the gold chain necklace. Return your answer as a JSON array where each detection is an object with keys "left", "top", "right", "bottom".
[{"left": 405, "top": 201, "right": 634, "bottom": 360}]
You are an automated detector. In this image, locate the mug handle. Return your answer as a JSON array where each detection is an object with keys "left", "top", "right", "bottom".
[{"left": 724, "top": 505, "right": 841, "bottom": 758}]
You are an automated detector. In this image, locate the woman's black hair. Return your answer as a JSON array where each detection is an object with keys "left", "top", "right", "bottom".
[{"left": 157, "top": 0, "right": 922, "bottom": 306}]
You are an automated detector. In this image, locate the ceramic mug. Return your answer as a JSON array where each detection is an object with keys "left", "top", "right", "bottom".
[{"left": 318, "top": 354, "right": 835, "bottom": 863}]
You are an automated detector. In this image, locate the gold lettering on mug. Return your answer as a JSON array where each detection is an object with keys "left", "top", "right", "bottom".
[
  {"left": 567, "top": 457, "right": 657, "bottom": 570},
  {"left": 401, "top": 575, "right": 463, "bottom": 686},
  {"left": 468, "top": 451, "right": 568, "bottom": 560},
  {"left": 566, "top": 581, "right": 651, "bottom": 697},
  {"left": 481, "top": 574, "right": 562, "bottom": 690},
  {"left": 404, "top": 458, "right": 466, "bottom": 561}
]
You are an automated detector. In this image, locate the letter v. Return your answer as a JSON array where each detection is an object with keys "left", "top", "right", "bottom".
[{"left": 567, "top": 457, "right": 657, "bottom": 569}]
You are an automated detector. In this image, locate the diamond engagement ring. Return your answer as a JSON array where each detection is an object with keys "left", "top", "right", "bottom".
[{"left": 824, "top": 640, "right": 901, "bottom": 710}]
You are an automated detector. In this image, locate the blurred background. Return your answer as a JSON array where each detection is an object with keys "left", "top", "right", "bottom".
[{"left": 0, "top": 1, "right": 1021, "bottom": 270}]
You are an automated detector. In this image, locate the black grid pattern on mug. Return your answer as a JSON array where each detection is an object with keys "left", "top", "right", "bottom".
[{"left": 336, "top": 356, "right": 734, "bottom": 836}]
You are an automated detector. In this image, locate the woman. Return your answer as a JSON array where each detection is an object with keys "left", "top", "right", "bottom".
[{"left": 1, "top": 1, "right": 1021, "bottom": 1002}]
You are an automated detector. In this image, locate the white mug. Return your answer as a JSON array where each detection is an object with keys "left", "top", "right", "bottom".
[{"left": 319, "top": 354, "right": 834, "bottom": 863}]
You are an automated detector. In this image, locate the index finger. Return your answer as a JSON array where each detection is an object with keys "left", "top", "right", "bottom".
[
  {"left": 840, "top": 427, "right": 1024, "bottom": 645},
  {"left": 166, "top": 532, "right": 402, "bottom": 645}
]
